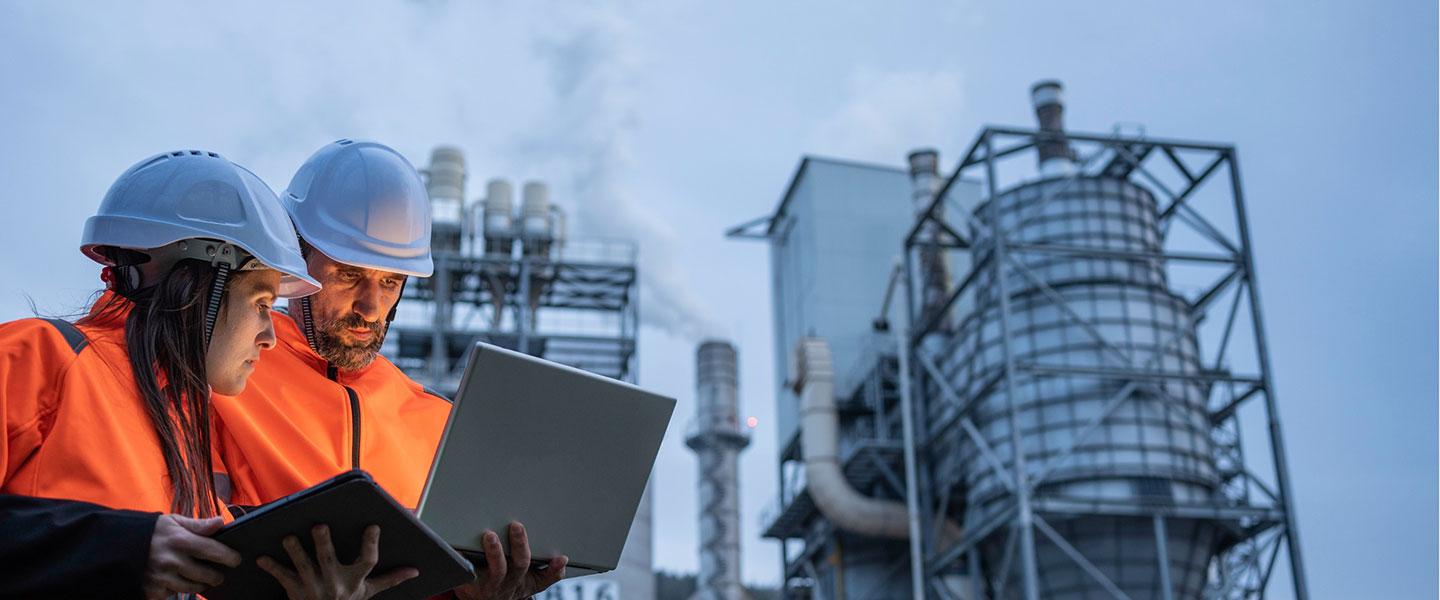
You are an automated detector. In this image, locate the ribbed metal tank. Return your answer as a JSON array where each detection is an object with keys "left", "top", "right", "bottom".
[{"left": 934, "top": 175, "right": 1221, "bottom": 598}]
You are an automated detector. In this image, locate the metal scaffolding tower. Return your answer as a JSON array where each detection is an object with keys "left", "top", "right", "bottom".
[
  {"left": 901, "top": 121, "right": 1307, "bottom": 599},
  {"left": 741, "top": 84, "right": 1307, "bottom": 600},
  {"left": 387, "top": 238, "right": 638, "bottom": 395}
]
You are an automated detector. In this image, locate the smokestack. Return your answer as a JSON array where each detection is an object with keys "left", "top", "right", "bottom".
[
  {"left": 906, "top": 149, "right": 952, "bottom": 329},
  {"left": 686, "top": 341, "right": 750, "bottom": 600},
  {"left": 1031, "top": 80, "right": 1077, "bottom": 177}
]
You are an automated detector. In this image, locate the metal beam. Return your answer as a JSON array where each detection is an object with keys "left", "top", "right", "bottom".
[
  {"left": 1019, "top": 362, "right": 1262, "bottom": 386},
  {"left": 1154, "top": 515, "right": 1176, "bottom": 600},
  {"left": 1228, "top": 148, "right": 1309, "bottom": 599},
  {"left": 1009, "top": 242, "right": 1238, "bottom": 265}
]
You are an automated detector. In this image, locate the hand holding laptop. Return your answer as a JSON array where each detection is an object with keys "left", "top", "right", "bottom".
[{"left": 452, "top": 522, "right": 567, "bottom": 600}]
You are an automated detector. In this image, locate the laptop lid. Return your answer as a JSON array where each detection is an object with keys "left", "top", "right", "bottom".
[{"left": 416, "top": 342, "right": 674, "bottom": 575}]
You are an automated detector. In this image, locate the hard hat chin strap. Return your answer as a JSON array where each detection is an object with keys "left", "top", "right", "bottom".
[
  {"left": 298, "top": 294, "right": 322, "bottom": 356},
  {"left": 203, "top": 263, "right": 232, "bottom": 351},
  {"left": 386, "top": 278, "right": 406, "bottom": 324}
]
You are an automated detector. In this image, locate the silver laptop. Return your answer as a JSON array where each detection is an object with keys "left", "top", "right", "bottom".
[{"left": 415, "top": 342, "right": 674, "bottom": 577}]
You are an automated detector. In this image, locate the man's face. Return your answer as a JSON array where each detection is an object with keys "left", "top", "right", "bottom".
[{"left": 301, "top": 250, "right": 406, "bottom": 369}]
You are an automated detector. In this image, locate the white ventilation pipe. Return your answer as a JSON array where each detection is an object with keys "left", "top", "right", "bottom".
[
  {"left": 426, "top": 146, "right": 466, "bottom": 203},
  {"left": 793, "top": 337, "right": 963, "bottom": 543},
  {"left": 520, "top": 181, "right": 552, "bottom": 258},
  {"left": 483, "top": 178, "right": 515, "bottom": 258}
]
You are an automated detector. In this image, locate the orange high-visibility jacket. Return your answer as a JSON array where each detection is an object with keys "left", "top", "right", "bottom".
[
  {"left": 212, "top": 311, "right": 451, "bottom": 509},
  {"left": 0, "top": 292, "right": 225, "bottom": 517}
]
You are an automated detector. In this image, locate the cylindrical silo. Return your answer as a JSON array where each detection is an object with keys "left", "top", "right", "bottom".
[
  {"left": 520, "top": 181, "right": 553, "bottom": 259},
  {"left": 686, "top": 341, "right": 750, "bottom": 600},
  {"left": 931, "top": 83, "right": 1220, "bottom": 599},
  {"left": 426, "top": 146, "right": 466, "bottom": 255},
  {"left": 483, "top": 178, "right": 515, "bottom": 258}
]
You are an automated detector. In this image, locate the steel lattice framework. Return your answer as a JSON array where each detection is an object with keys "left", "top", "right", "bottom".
[
  {"left": 389, "top": 242, "right": 639, "bottom": 395},
  {"left": 899, "top": 125, "right": 1307, "bottom": 600}
]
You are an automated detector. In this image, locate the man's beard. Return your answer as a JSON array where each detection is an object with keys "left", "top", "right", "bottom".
[{"left": 314, "top": 313, "right": 386, "bottom": 370}]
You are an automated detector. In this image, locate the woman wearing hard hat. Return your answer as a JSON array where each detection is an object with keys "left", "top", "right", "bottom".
[{"left": 0, "top": 150, "right": 413, "bottom": 599}]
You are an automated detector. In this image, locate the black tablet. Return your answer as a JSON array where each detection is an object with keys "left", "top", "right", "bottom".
[{"left": 207, "top": 470, "right": 475, "bottom": 600}]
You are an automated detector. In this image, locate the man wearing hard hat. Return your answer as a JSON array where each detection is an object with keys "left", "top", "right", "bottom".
[{"left": 211, "top": 139, "right": 564, "bottom": 600}]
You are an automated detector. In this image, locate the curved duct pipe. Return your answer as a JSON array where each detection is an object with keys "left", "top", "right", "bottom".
[{"left": 794, "top": 337, "right": 962, "bottom": 543}]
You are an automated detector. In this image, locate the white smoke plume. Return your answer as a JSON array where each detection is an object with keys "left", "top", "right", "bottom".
[{"left": 518, "top": 2, "right": 721, "bottom": 341}]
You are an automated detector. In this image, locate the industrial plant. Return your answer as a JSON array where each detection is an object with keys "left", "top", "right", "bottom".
[
  {"left": 382, "top": 148, "right": 650, "bottom": 600},
  {"left": 729, "top": 81, "right": 1307, "bottom": 599}
]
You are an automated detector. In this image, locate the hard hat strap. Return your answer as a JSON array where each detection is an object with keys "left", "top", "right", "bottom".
[
  {"left": 203, "top": 263, "right": 232, "bottom": 350},
  {"left": 385, "top": 277, "right": 407, "bottom": 325},
  {"left": 297, "top": 294, "right": 321, "bottom": 355}
]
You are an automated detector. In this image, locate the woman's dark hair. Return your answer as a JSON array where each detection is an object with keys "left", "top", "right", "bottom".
[{"left": 83, "top": 248, "right": 224, "bottom": 518}]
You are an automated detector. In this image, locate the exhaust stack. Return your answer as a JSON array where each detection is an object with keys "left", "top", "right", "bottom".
[
  {"left": 907, "top": 149, "right": 953, "bottom": 330},
  {"left": 1031, "top": 80, "right": 1077, "bottom": 177},
  {"left": 686, "top": 341, "right": 750, "bottom": 600}
]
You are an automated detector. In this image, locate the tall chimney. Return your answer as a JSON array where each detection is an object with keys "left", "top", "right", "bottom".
[
  {"left": 1031, "top": 80, "right": 1077, "bottom": 177},
  {"left": 907, "top": 149, "right": 953, "bottom": 329},
  {"left": 686, "top": 341, "right": 750, "bottom": 600}
]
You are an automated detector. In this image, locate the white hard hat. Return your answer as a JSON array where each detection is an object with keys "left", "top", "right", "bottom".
[
  {"left": 81, "top": 150, "right": 322, "bottom": 298},
  {"left": 281, "top": 139, "right": 434, "bottom": 277}
]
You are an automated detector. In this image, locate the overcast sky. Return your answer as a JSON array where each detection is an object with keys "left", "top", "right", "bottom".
[{"left": 1, "top": 2, "right": 1435, "bottom": 598}]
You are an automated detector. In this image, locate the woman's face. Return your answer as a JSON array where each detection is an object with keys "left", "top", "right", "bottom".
[{"left": 206, "top": 269, "right": 280, "bottom": 395}]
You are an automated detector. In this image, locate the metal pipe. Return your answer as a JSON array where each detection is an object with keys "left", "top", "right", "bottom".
[
  {"left": 895, "top": 322, "right": 927, "bottom": 600},
  {"left": 1153, "top": 515, "right": 1175, "bottom": 600}
]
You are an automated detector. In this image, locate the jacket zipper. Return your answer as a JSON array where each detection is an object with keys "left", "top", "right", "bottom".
[{"left": 326, "top": 364, "right": 363, "bottom": 470}]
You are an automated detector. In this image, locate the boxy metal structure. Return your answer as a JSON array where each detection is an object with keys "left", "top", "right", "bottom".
[{"left": 739, "top": 82, "right": 1307, "bottom": 599}]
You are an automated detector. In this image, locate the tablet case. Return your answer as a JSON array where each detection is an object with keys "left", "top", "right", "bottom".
[{"left": 207, "top": 470, "right": 475, "bottom": 600}]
